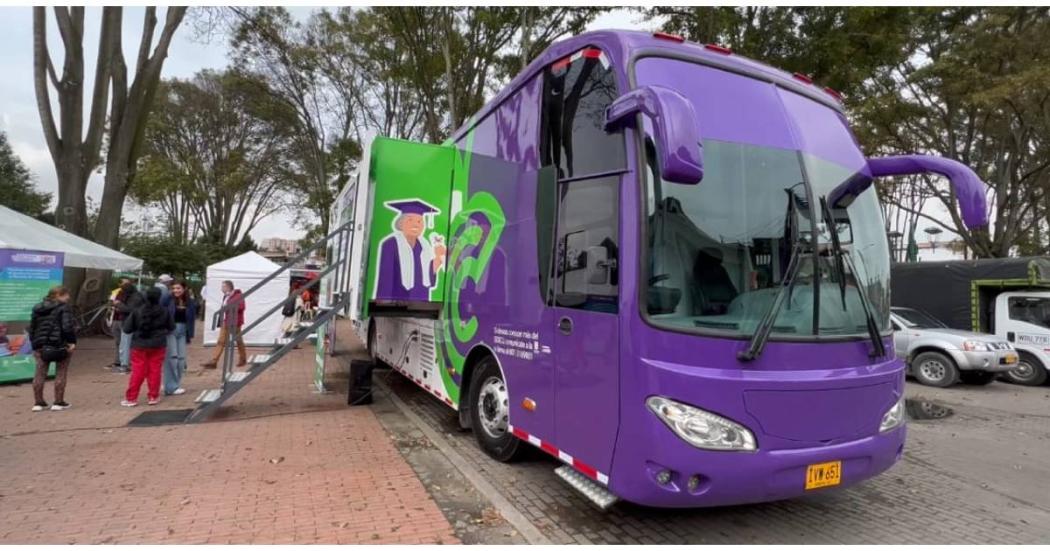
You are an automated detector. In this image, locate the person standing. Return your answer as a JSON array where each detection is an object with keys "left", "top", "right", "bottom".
[
  {"left": 113, "top": 281, "right": 143, "bottom": 374},
  {"left": 154, "top": 274, "right": 173, "bottom": 300},
  {"left": 121, "top": 287, "right": 174, "bottom": 407},
  {"left": 161, "top": 281, "right": 196, "bottom": 396},
  {"left": 202, "top": 280, "right": 247, "bottom": 369},
  {"left": 108, "top": 277, "right": 131, "bottom": 368},
  {"left": 28, "top": 286, "right": 77, "bottom": 411}
]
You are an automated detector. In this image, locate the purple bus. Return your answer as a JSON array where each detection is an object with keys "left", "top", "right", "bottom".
[{"left": 347, "top": 30, "right": 989, "bottom": 508}]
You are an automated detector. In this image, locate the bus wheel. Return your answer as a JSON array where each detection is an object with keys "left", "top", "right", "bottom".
[
  {"left": 912, "top": 351, "right": 959, "bottom": 387},
  {"left": 1002, "top": 352, "right": 1048, "bottom": 386},
  {"left": 469, "top": 357, "right": 523, "bottom": 462}
]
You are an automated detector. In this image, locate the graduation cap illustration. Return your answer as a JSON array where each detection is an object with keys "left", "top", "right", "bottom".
[{"left": 385, "top": 199, "right": 441, "bottom": 229}]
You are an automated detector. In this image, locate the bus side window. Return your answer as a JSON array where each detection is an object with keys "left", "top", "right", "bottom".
[
  {"left": 539, "top": 46, "right": 624, "bottom": 312},
  {"left": 541, "top": 49, "right": 625, "bottom": 179},
  {"left": 554, "top": 175, "right": 619, "bottom": 312}
]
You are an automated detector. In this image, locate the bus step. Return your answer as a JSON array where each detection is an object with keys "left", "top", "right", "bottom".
[
  {"left": 195, "top": 389, "right": 222, "bottom": 404},
  {"left": 554, "top": 465, "right": 619, "bottom": 510},
  {"left": 225, "top": 371, "right": 250, "bottom": 383}
]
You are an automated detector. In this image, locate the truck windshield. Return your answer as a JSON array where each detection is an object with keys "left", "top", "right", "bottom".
[
  {"left": 643, "top": 138, "right": 891, "bottom": 339},
  {"left": 892, "top": 308, "right": 947, "bottom": 329}
]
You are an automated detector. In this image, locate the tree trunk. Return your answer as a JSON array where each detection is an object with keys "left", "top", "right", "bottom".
[{"left": 94, "top": 6, "right": 187, "bottom": 249}]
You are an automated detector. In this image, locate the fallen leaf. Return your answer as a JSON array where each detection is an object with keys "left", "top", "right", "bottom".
[{"left": 269, "top": 457, "right": 285, "bottom": 465}]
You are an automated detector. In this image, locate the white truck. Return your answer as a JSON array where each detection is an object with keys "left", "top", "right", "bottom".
[{"left": 891, "top": 257, "right": 1050, "bottom": 386}]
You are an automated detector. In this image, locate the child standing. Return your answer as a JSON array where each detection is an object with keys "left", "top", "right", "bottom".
[{"left": 121, "top": 287, "right": 174, "bottom": 407}]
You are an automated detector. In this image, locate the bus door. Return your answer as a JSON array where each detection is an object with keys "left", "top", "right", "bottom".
[
  {"left": 540, "top": 45, "right": 626, "bottom": 474},
  {"left": 550, "top": 175, "right": 621, "bottom": 473}
]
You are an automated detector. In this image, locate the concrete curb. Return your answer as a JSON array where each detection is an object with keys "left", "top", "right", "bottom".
[{"left": 376, "top": 377, "right": 551, "bottom": 544}]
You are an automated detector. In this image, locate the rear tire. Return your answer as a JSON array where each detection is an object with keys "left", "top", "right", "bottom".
[
  {"left": 912, "top": 351, "right": 959, "bottom": 387},
  {"left": 1002, "top": 352, "right": 1048, "bottom": 386},
  {"left": 469, "top": 356, "right": 523, "bottom": 462},
  {"left": 959, "top": 370, "right": 997, "bottom": 385}
]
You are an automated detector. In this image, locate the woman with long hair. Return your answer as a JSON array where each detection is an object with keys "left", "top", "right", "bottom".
[
  {"left": 28, "top": 286, "right": 77, "bottom": 411},
  {"left": 161, "top": 280, "right": 196, "bottom": 396},
  {"left": 121, "top": 287, "right": 174, "bottom": 406}
]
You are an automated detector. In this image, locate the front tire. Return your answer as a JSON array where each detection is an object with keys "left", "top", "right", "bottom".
[
  {"left": 469, "top": 356, "right": 523, "bottom": 462},
  {"left": 1002, "top": 352, "right": 1048, "bottom": 386},
  {"left": 959, "top": 370, "right": 997, "bottom": 385},
  {"left": 912, "top": 351, "right": 959, "bottom": 387}
]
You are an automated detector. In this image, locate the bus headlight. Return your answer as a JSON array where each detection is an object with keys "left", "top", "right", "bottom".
[
  {"left": 646, "top": 396, "right": 756, "bottom": 451},
  {"left": 879, "top": 396, "right": 906, "bottom": 433}
]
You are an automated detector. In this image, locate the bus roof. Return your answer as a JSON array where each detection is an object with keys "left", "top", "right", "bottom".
[{"left": 448, "top": 29, "right": 844, "bottom": 144}]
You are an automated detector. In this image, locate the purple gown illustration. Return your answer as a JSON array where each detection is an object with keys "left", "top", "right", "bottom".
[{"left": 374, "top": 199, "right": 446, "bottom": 301}]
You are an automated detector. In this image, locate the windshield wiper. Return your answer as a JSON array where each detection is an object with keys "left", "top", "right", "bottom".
[
  {"left": 738, "top": 240, "right": 804, "bottom": 361},
  {"left": 818, "top": 196, "right": 886, "bottom": 358},
  {"left": 819, "top": 197, "right": 849, "bottom": 309},
  {"left": 738, "top": 186, "right": 806, "bottom": 362}
]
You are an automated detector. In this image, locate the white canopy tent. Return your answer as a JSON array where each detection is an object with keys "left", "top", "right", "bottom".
[
  {"left": 0, "top": 205, "right": 143, "bottom": 270},
  {"left": 203, "top": 251, "right": 289, "bottom": 347}
]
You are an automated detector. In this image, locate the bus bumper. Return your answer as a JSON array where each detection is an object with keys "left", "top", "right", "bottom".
[
  {"left": 607, "top": 416, "right": 906, "bottom": 508},
  {"left": 606, "top": 353, "right": 907, "bottom": 508}
]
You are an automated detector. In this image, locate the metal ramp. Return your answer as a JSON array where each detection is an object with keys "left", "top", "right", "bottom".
[{"left": 185, "top": 219, "right": 356, "bottom": 424}]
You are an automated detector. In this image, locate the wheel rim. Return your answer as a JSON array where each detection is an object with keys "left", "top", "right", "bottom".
[
  {"left": 477, "top": 375, "right": 509, "bottom": 439},
  {"left": 1011, "top": 360, "right": 1036, "bottom": 382},
  {"left": 918, "top": 359, "right": 947, "bottom": 383}
]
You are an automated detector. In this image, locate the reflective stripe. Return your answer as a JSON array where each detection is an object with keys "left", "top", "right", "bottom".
[{"left": 507, "top": 424, "right": 610, "bottom": 486}]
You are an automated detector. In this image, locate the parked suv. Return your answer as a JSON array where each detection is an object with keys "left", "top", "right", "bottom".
[{"left": 891, "top": 307, "right": 1018, "bottom": 387}]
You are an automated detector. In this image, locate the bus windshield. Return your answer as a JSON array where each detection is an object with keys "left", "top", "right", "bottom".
[{"left": 643, "top": 138, "right": 891, "bottom": 339}]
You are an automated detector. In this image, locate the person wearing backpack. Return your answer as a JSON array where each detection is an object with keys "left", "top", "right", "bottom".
[
  {"left": 29, "top": 286, "right": 77, "bottom": 412},
  {"left": 121, "top": 287, "right": 174, "bottom": 407}
]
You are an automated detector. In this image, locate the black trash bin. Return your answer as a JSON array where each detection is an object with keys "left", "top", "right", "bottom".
[{"left": 348, "top": 359, "right": 374, "bottom": 406}]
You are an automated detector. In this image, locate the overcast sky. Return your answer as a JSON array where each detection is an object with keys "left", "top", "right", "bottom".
[{"left": 0, "top": 7, "right": 652, "bottom": 242}]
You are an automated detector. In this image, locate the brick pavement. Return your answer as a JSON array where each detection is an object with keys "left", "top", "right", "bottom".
[
  {"left": 377, "top": 348, "right": 1050, "bottom": 544},
  {"left": 0, "top": 321, "right": 457, "bottom": 544}
]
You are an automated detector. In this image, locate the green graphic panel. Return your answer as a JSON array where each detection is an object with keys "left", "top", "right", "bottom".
[
  {"left": 0, "top": 355, "right": 54, "bottom": 384},
  {"left": 364, "top": 138, "right": 455, "bottom": 315}
]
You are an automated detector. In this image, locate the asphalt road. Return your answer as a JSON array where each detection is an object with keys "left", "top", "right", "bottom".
[{"left": 377, "top": 363, "right": 1050, "bottom": 544}]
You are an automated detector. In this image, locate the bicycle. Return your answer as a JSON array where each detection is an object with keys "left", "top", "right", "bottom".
[{"left": 73, "top": 302, "right": 116, "bottom": 338}]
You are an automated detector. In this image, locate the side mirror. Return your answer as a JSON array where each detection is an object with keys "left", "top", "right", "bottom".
[
  {"left": 860, "top": 155, "right": 989, "bottom": 229},
  {"left": 605, "top": 85, "right": 704, "bottom": 185}
]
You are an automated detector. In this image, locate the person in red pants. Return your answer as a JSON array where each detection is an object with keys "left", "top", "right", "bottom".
[{"left": 121, "top": 287, "right": 174, "bottom": 407}]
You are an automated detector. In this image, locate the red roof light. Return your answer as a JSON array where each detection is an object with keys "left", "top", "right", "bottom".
[
  {"left": 653, "top": 31, "right": 685, "bottom": 43},
  {"left": 704, "top": 43, "right": 733, "bottom": 55},
  {"left": 823, "top": 86, "right": 844, "bottom": 102},
  {"left": 792, "top": 72, "right": 814, "bottom": 85}
]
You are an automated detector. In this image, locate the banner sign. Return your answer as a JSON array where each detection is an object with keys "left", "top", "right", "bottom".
[
  {"left": 0, "top": 249, "right": 64, "bottom": 321},
  {"left": 0, "top": 248, "right": 63, "bottom": 383}
]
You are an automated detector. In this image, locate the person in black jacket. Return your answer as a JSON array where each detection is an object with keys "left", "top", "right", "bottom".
[
  {"left": 113, "top": 281, "right": 144, "bottom": 374},
  {"left": 29, "top": 286, "right": 77, "bottom": 412},
  {"left": 121, "top": 287, "right": 174, "bottom": 406}
]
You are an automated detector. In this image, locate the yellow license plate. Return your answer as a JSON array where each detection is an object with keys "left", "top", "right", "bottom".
[
  {"left": 805, "top": 461, "right": 842, "bottom": 490},
  {"left": 1004, "top": 353, "right": 1018, "bottom": 364}
]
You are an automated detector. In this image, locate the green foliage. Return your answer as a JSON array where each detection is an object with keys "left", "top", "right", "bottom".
[
  {"left": 122, "top": 235, "right": 207, "bottom": 278},
  {"left": 133, "top": 69, "right": 294, "bottom": 247},
  {"left": 0, "top": 131, "right": 51, "bottom": 218},
  {"left": 651, "top": 7, "right": 916, "bottom": 98},
  {"left": 122, "top": 232, "right": 258, "bottom": 279}
]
